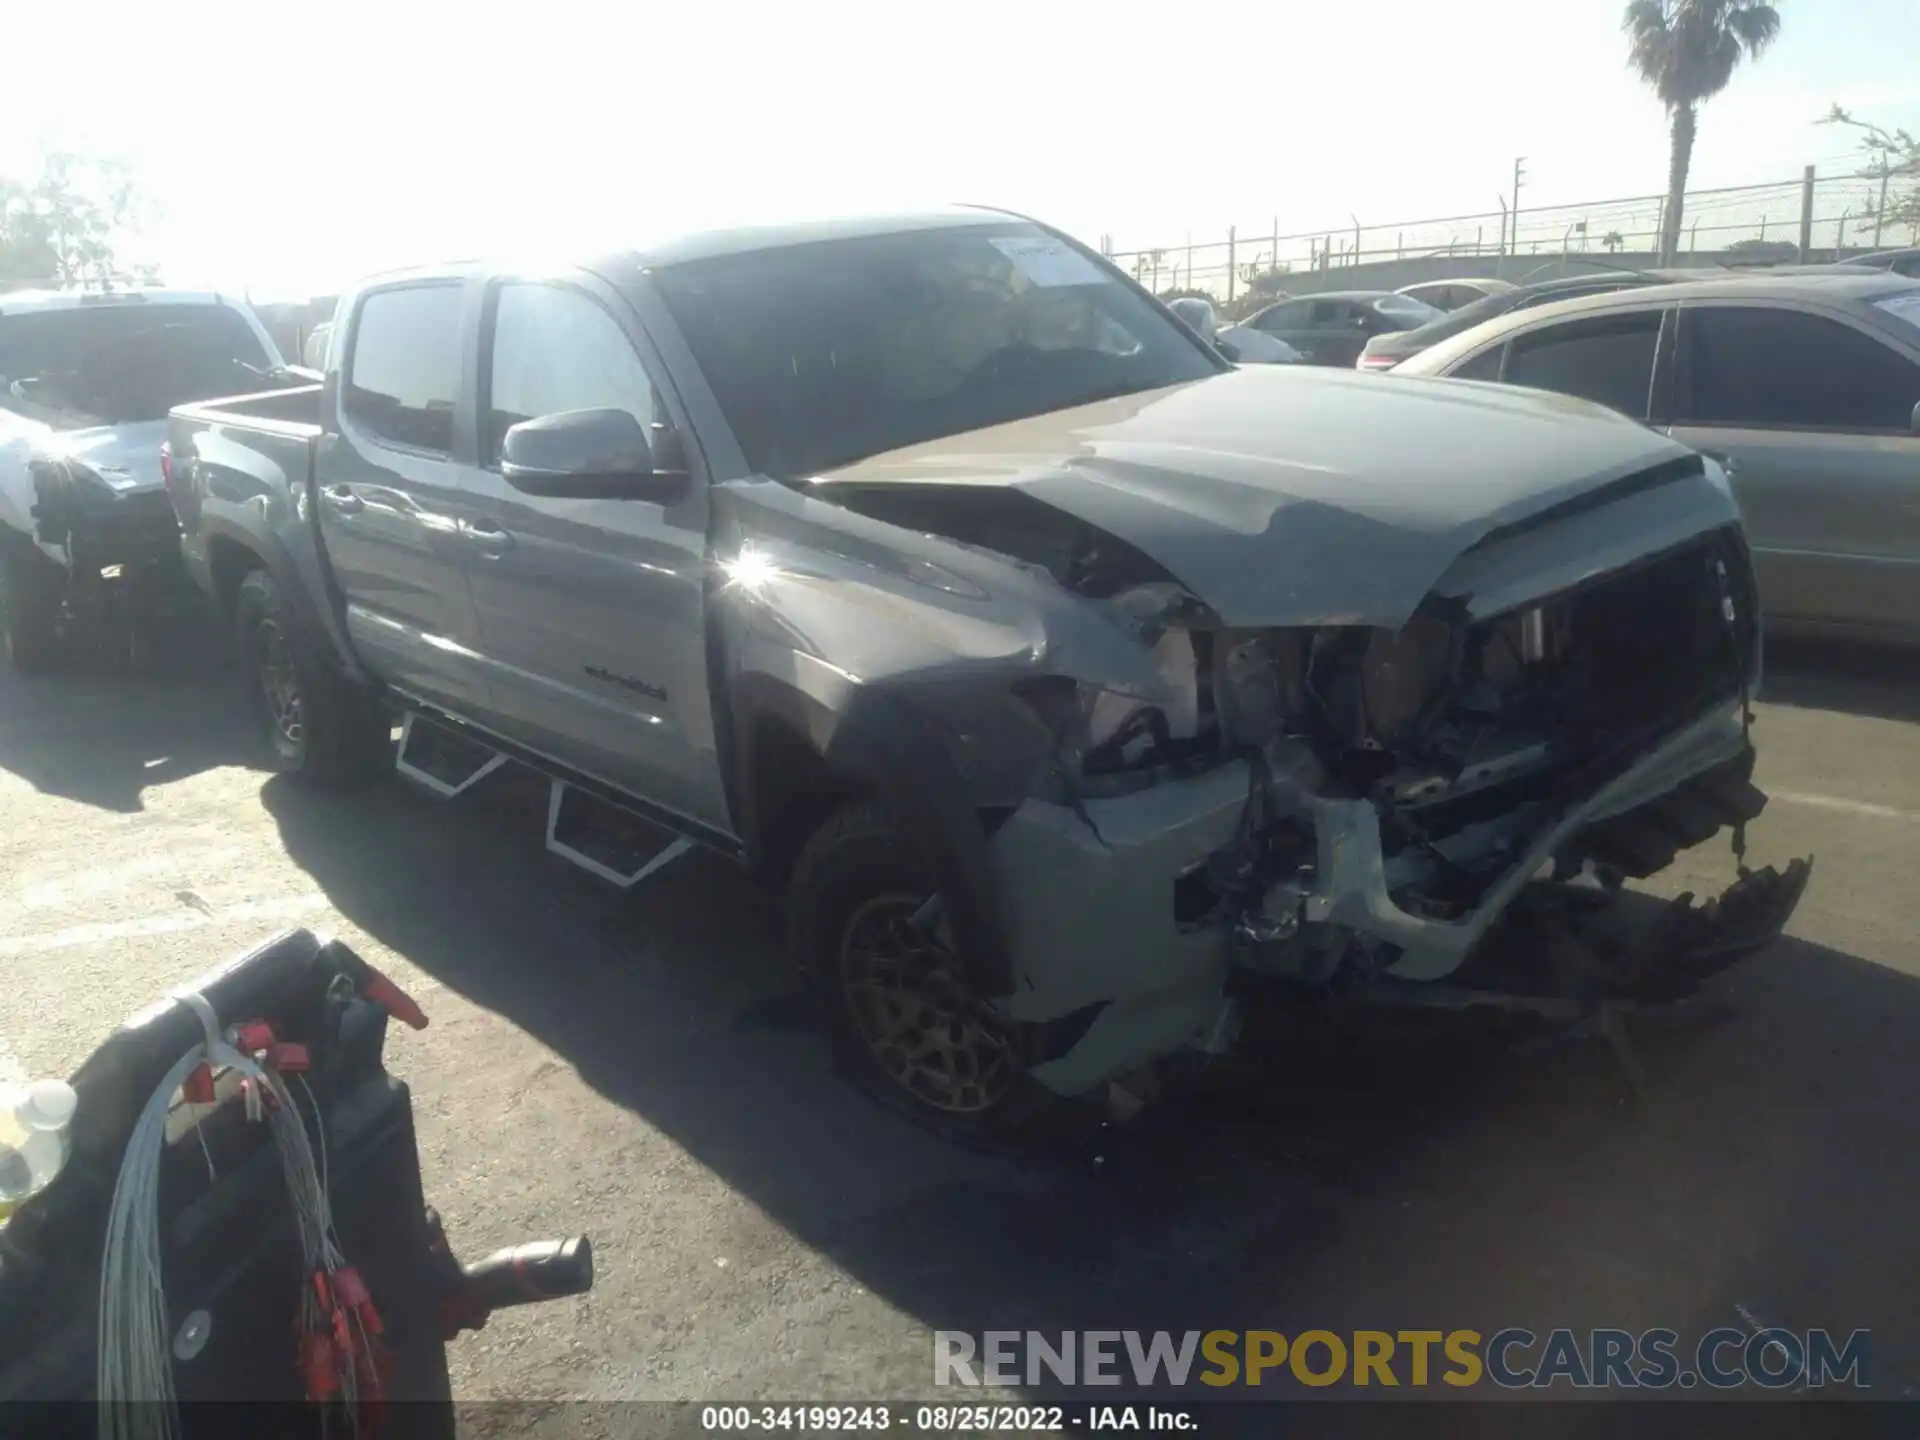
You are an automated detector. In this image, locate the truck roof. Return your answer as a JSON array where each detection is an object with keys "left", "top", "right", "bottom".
[
  {"left": 627, "top": 205, "right": 1026, "bottom": 267},
  {"left": 0, "top": 288, "right": 247, "bottom": 315},
  {"left": 354, "top": 206, "right": 1039, "bottom": 291}
]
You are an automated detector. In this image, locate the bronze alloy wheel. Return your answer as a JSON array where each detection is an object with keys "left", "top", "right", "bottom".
[
  {"left": 838, "top": 893, "right": 1016, "bottom": 1114},
  {"left": 255, "top": 617, "right": 305, "bottom": 749}
]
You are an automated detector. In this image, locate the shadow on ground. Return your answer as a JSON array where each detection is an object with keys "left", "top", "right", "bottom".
[
  {"left": 0, "top": 615, "right": 253, "bottom": 813},
  {"left": 260, "top": 758, "right": 1920, "bottom": 1418},
  {"left": 1763, "top": 638, "right": 1920, "bottom": 725}
]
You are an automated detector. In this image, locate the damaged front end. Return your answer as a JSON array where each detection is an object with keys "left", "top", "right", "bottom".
[
  {"left": 976, "top": 518, "right": 1809, "bottom": 1097},
  {"left": 16, "top": 451, "right": 197, "bottom": 660}
]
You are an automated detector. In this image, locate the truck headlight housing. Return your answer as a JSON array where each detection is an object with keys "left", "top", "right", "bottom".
[{"left": 1014, "top": 630, "right": 1210, "bottom": 785}]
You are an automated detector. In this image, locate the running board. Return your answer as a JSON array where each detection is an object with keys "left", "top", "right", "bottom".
[
  {"left": 394, "top": 713, "right": 508, "bottom": 798},
  {"left": 545, "top": 781, "right": 693, "bottom": 889}
]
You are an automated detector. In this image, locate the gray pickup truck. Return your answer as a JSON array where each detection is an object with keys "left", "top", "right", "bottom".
[{"left": 167, "top": 208, "right": 1809, "bottom": 1134}]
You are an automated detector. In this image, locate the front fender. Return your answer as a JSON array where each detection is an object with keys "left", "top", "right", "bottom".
[{"left": 726, "top": 666, "right": 1017, "bottom": 998}]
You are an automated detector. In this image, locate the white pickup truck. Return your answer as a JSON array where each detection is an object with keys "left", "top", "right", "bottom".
[{"left": 0, "top": 288, "right": 295, "bottom": 669}]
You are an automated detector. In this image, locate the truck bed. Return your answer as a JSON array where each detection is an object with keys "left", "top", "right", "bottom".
[
  {"left": 168, "top": 383, "right": 348, "bottom": 660},
  {"left": 173, "top": 382, "right": 324, "bottom": 435}
]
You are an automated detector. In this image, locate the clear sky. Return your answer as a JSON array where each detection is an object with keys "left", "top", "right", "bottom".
[{"left": 2, "top": 0, "right": 1914, "bottom": 299}]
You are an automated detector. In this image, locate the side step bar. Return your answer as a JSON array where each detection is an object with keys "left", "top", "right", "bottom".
[
  {"left": 394, "top": 713, "right": 508, "bottom": 798},
  {"left": 545, "top": 783, "right": 693, "bottom": 889},
  {"left": 391, "top": 711, "right": 696, "bottom": 890}
]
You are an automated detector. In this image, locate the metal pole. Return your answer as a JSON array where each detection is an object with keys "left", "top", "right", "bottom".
[
  {"left": 1496, "top": 198, "right": 1508, "bottom": 257},
  {"left": 1874, "top": 166, "right": 1891, "bottom": 248},
  {"left": 1798, "top": 165, "right": 1815, "bottom": 262},
  {"left": 1227, "top": 226, "right": 1237, "bottom": 306},
  {"left": 1511, "top": 156, "right": 1526, "bottom": 256}
]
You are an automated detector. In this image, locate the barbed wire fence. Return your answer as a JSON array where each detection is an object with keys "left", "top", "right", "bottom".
[{"left": 1104, "top": 164, "right": 1915, "bottom": 313}]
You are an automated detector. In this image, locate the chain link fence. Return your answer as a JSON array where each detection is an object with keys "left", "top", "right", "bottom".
[{"left": 1107, "top": 168, "right": 1918, "bottom": 314}]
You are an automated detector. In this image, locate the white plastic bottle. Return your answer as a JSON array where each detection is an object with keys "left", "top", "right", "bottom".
[{"left": 0, "top": 1079, "right": 78, "bottom": 1220}]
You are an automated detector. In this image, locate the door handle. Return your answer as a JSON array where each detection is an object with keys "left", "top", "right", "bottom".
[
  {"left": 321, "top": 484, "right": 364, "bottom": 516},
  {"left": 461, "top": 519, "right": 516, "bottom": 556}
]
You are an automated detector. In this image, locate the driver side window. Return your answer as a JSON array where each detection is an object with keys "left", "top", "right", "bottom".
[{"left": 485, "top": 283, "right": 671, "bottom": 466}]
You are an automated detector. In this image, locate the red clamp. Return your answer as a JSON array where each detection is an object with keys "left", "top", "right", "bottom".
[
  {"left": 300, "top": 1331, "right": 339, "bottom": 1401},
  {"left": 362, "top": 969, "right": 429, "bottom": 1031},
  {"left": 333, "top": 1265, "right": 384, "bottom": 1335},
  {"left": 234, "top": 1020, "right": 277, "bottom": 1054},
  {"left": 266, "top": 1041, "right": 311, "bottom": 1073},
  {"left": 182, "top": 1064, "right": 216, "bottom": 1105}
]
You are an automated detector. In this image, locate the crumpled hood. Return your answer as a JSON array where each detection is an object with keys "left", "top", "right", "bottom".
[
  {"left": 32, "top": 420, "right": 169, "bottom": 493},
  {"left": 816, "top": 366, "right": 1714, "bottom": 628}
]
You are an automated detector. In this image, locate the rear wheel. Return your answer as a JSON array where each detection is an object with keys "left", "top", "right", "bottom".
[
  {"left": 234, "top": 568, "right": 389, "bottom": 784},
  {"left": 787, "top": 802, "right": 1040, "bottom": 1137},
  {"left": 0, "top": 539, "right": 65, "bottom": 675}
]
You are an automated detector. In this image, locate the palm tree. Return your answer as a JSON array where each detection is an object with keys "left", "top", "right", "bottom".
[
  {"left": 1602, "top": 230, "right": 1626, "bottom": 252},
  {"left": 1623, "top": 0, "right": 1782, "bottom": 264}
]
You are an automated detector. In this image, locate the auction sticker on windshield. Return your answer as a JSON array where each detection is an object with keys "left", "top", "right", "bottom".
[{"left": 990, "top": 236, "right": 1111, "bottom": 288}]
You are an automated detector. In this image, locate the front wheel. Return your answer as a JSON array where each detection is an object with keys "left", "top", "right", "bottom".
[
  {"left": 787, "top": 802, "right": 1040, "bottom": 1136},
  {"left": 234, "top": 568, "right": 390, "bottom": 784}
]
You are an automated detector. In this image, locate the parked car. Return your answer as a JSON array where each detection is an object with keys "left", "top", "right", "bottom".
[
  {"left": 1166, "top": 296, "right": 1304, "bottom": 363},
  {"left": 1395, "top": 277, "right": 1516, "bottom": 312},
  {"left": 1840, "top": 247, "right": 1920, "bottom": 279},
  {"left": 168, "top": 208, "right": 1800, "bottom": 1134},
  {"left": 1241, "top": 290, "right": 1443, "bottom": 367},
  {"left": 0, "top": 289, "right": 295, "bottom": 670},
  {"left": 1391, "top": 273, "right": 1920, "bottom": 645},
  {"left": 1356, "top": 269, "right": 1681, "bottom": 371}
]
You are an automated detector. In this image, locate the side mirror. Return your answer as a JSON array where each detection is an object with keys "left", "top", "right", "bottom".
[{"left": 500, "top": 408, "right": 688, "bottom": 501}]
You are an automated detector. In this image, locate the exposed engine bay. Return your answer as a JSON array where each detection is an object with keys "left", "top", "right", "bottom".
[{"left": 819, "top": 473, "right": 1793, "bottom": 1015}]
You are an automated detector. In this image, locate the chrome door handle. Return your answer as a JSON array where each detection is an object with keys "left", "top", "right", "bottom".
[
  {"left": 321, "top": 484, "right": 364, "bottom": 516},
  {"left": 462, "top": 519, "right": 515, "bottom": 556}
]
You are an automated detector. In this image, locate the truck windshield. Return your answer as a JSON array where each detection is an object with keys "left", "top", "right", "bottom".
[
  {"left": 0, "top": 303, "right": 275, "bottom": 427},
  {"left": 649, "top": 223, "right": 1222, "bottom": 478}
]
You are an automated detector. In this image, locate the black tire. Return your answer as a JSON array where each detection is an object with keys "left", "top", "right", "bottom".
[
  {"left": 787, "top": 801, "right": 1049, "bottom": 1141},
  {"left": 233, "top": 568, "right": 390, "bottom": 784},
  {"left": 0, "top": 539, "right": 65, "bottom": 675}
]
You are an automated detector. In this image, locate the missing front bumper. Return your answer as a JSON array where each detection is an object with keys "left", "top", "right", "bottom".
[{"left": 986, "top": 701, "right": 1795, "bottom": 1099}]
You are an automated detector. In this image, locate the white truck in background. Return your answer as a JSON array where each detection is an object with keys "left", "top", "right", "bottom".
[{"left": 0, "top": 288, "right": 298, "bottom": 670}]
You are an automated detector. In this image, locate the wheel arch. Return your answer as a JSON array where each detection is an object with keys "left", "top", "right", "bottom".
[{"left": 727, "top": 668, "right": 1016, "bottom": 997}]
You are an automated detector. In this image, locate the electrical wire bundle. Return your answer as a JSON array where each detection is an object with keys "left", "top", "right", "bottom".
[{"left": 95, "top": 992, "right": 384, "bottom": 1440}]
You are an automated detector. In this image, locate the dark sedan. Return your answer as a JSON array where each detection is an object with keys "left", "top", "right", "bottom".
[
  {"left": 1240, "top": 290, "right": 1442, "bottom": 367},
  {"left": 1841, "top": 247, "right": 1920, "bottom": 279}
]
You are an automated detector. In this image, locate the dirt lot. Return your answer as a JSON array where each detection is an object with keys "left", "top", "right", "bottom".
[{"left": 2, "top": 633, "right": 1918, "bottom": 1420}]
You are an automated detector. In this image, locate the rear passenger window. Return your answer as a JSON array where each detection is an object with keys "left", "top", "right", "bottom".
[
  {"left": 344, "top": 286, "right": 463, "bottom": 454},
  {"left": 1309, "top": 300, "right": 1345, "bottom": 325},
  {"left": 1680, "top": 307, "right": 1920, "bottom": 430},
  {"left": 1450, "top": 345, "right": 1506, "bottom": 382},
  {"left": 1504, "top": 311, "right": 1663, "bottom": 419}
]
